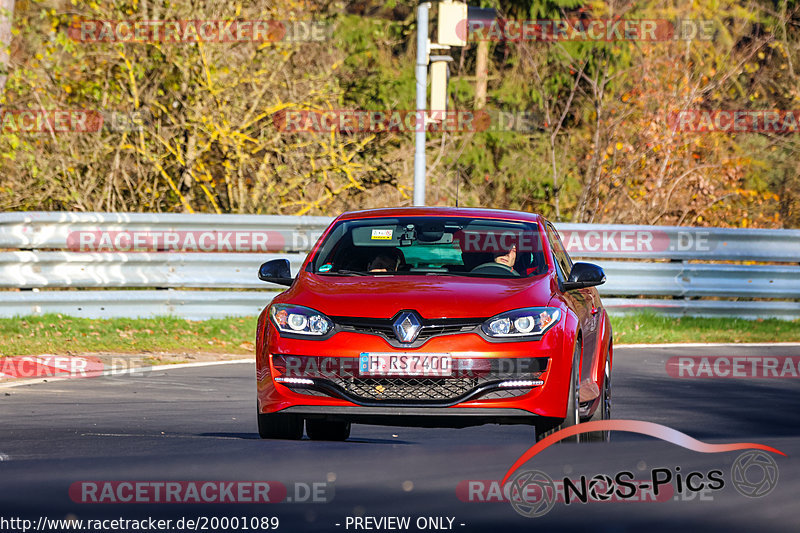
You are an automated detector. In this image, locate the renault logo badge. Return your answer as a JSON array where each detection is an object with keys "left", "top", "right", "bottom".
[{"left": 393, "top": 311, "right": 422, "bottom": 343}]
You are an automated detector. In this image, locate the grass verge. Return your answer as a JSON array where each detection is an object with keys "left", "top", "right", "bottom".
[
  {"left": 610, "top": 313, "right": 800, "bottom": 344},
  {"left": 0, "top": 313, "right": 798, "bottom": 357},
  {"left": 0, "top": 314, "right": 254, "bottom": 357}
]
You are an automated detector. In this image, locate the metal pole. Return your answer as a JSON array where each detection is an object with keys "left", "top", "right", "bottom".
[{"left": 413, "top": 2, "right": 430, "bottom": 206}]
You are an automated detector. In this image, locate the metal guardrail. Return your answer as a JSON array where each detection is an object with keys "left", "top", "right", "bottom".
[
  {"left": 555, "top": 223, "right": 800, "bottom": 262},
  {"left": 4, "top": 212, "right": 800, "bottom": 260},
  {"left": 0, "top": 252, "right": 302, "bottom": 288},
  {"left": 0, "top": 290, "right": 270, "bottom": 321},
  {"left": 0, "top": 212, "right": 330, "bottom": 252},
  {"left": 1, "top": 291, "right": 798, "bottom": 322},
  {"left": 600, "top": 298, "right": 800, "bottom": 321},
  {"left": 2, "top": 252, "right": 798, "bottom": 299},
  {"left": 0, "top": 212, "right": 798, "bottom": 319},
  {"left": 599, "top": 262, "right": 800, "bottom": 299}
]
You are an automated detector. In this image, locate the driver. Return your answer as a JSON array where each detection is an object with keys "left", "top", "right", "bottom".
[
  {"left": 470, "top": 245, "right": 520, "bottom": 276},
  {"left": 493, "top": 244, "right": 516, "bottom": 271}
]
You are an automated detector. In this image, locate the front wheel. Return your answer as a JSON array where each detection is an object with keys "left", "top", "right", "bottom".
[
  {"left": 536, "top": 339, "right": 581, "bottom": 442},
  {"left": 257, "top": 410, "right": 304, "bottom": 440},
  {"left": 584, "top": 357, "right": 612, "bottom": 442}
]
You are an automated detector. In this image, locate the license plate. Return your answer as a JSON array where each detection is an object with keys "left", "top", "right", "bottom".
[{"left": 359, "top": 353, "right": 452, "bottom": 377}]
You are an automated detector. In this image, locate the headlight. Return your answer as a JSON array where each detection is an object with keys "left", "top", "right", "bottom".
[
  {"left": 482, "top": 307, "right": 561, "bottom": 338},
  {"left": 270, "top": 304, "right": 333, "bottom": 336}
]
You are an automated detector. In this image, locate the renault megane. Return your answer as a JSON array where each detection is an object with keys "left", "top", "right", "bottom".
[{"left": 255, "top": 207, "right": 612, "bottom": 441}]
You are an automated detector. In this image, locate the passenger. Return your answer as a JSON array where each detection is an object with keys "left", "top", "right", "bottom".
[{"left": 368, "top": 252, "right": 401, "bottom": 272}]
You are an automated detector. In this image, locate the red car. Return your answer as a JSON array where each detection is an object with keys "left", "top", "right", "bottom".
[{"left": 255, "top": 207, "right": 612, "bottom": 441}]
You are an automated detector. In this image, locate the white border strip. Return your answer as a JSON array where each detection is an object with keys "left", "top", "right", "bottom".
[
  {"left": 617, "top": 342, "right": 800, "bottom": 349},
  {"left": 0, "top": 358, "right": 254, "bottom": 389}
]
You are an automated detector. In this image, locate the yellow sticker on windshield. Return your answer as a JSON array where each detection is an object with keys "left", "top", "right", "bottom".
[{"left": 371, "top": 229, "right": 393, "bottom": 240}]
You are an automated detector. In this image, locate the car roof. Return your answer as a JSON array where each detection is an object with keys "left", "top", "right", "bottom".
[{"left": 336, "top": 207, "right": 545, "bottom": 224}]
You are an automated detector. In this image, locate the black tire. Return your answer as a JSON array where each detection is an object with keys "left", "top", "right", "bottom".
[
  {"left": 584, "top": 356, "right": 612, "bottom": 442},
  {"left": 257, "top": 411, "right": 304, "bottom": 440},
  {"left": 306, "top": 418, "right": 351, "bottom": 441},
  {"left": 536, "top": 339, "right": 581, "bottom": 442}
]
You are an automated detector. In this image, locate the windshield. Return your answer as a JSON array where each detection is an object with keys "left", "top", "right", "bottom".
[{"left": 311, "top": 217, "right": 547, "bottom": 278}]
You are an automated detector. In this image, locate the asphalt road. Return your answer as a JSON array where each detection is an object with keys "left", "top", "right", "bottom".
[{"left": 1, "top": 345, "right": 799, "bottom": 532}]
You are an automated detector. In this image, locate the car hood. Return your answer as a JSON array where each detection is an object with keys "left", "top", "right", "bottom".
[{"left": 279, "top": 273, "right": 555, "bottom": 319}]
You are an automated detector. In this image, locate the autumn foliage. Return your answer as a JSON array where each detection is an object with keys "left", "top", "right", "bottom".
[{"left": 1, "top": 0, "right": 798, "bottom": 228}]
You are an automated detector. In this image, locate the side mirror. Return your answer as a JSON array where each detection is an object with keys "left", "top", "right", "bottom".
[
  {"left": 258, "top": 259, "right": 293, "bottom": 287},
  {"left": 562, "top": 262, "right": 606, "bottom": 291}
]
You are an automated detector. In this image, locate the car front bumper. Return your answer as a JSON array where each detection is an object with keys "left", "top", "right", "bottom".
[{"left": 257, "top": 320, "right": 574, "bottom": 424}]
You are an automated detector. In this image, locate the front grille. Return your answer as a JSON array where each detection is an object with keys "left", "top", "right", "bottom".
[
  {"left": 416, "top": 324, "right": 479, "bottom": 340},
  {"left": 286, "top": 379, "right": 532, "bottom": 401},
  {"left": 334, "top": 316, "right": 483, "bottom": 345},
  {"left": 335, "top": 321, "right": 394, "bottom": 337},
  {"left": 275, "top": 354, "right": 548, "bottom": 405},
  {"left": 333, "top": 376, "right": 477, "bottom": 401}
]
